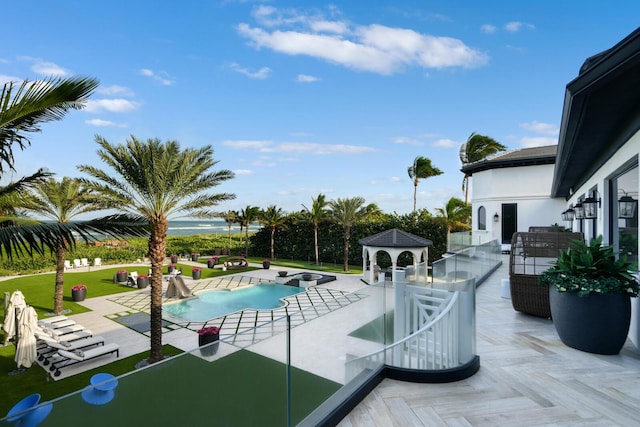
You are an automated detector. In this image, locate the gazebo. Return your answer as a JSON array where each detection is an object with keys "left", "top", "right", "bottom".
[{"left": 359, "top": 228, "right": 433, "bottom": 284}]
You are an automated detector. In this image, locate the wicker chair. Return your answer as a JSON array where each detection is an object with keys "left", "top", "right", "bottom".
[{"left": 509, "top": 231, "right": 584, "bottom": 318}]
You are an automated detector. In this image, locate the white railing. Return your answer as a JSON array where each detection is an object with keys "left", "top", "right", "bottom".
[{"left": 345, "top": 285, "right": 461, "bottom": 381}]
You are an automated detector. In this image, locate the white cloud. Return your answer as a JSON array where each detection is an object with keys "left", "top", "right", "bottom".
[
  {"left": 432, "top": 138, "right": 457, "bottom": 148},
  {"left": 139, "top": 68, "right": 175, "bottom": 85},
  {"left": 234, "top": 169, "right": 254, "bottom": 175},
  {"left": 84, "top": 98, "right": 140, "bottom": 113},
  {"left": 481, "top": 24, "right": 497, "bottom": 34},
  {"left": 297, "top": 74, "right": 320, "bottom": 82},
  {"left": 229, "top": 62, "right": 272, "bottom": 79},
  {"left": 17, "top": 57, "right": 70, "bottom": 76},
  {"left": 393, "top": 136, "right": 423, "bottom": 146},
  {"left": 236, "top": 7, "right": 488, "bottom": 75},
  {"left": 222, "top": 139, "right": 376, "bottom": 155},
  {"left": 97, "top": 85, "right": 134, "bottom": 97},
  {"left": 520, "top": 121, "right": 559, "bottom": 135},
  {"left": 85, "top": 119, "right": 128, "bottom": 128},
  {"left": 0, "top": 74, "right": 21, "bottom": 85},
  {"left": 504, "top": 21, "right": 535, "bottom": 32},
  {"left": 520, "top": 136, "right": 557, "bottom": 148}
]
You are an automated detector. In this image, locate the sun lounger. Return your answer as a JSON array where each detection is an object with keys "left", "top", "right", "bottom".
[
  {"left": 38, "top": 318, "right": 76, "bottom": 329},
  {"left": 35, "top": 327, "right": 92, "bottom": 342},
  {"left": 44, "top": 324, "right": 86, "bottom": 338},
  {"left": 38, "top": 335, "right": 105, "bottom": 364},
  {"left": 51, "top": 343, "right": 120, "bottom": 377}
]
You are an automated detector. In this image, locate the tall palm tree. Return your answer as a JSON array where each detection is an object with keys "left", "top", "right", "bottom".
[
  {"left": 78, "top": 135, "right": 235, "bottom": 363},
  {"left": 0, "top": 76, "right": 147, "bottom": 259},
  {"left": 18, "top": 177, "right": 104, "bottom": 313},
  {"left": 302, "top": 194, "right": 329, "bottom": 265},
  {"left": 328, "top": 197, "right": 369, "bottom": 272},
  {"left": 408, "top": 156, "right": 443, "bottom": 216},
  {"left": 435, "top": 197, "right": 472, "bottom": 234},
  {"left": 218, "top": 210, "right": 237, "bottom": 251},
  {"left": 260, "top": 205, "right": 286, "bottom": 259},
  {"left": 239, "top": 205, "right": 260, "bottom": 256},
  {"left": 460, "top": 133, "right": 507, "bottom": 204}
]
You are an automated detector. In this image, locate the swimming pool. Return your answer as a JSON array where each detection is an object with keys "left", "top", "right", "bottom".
[{"left": 162, "top": 283, "right": 305, "bottom": 322}]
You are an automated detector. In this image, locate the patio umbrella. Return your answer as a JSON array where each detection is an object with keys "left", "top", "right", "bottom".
[
  {"left": 15, "top": 306, "right": 38, "bottom": 369},
  {"left": 3, "top": 290, "right": 26, "bottom": 345}
]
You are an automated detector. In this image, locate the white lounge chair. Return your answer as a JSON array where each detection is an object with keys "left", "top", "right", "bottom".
[
  {"left": 127, "top": 271, "right": 138, "bottom": 287},
  {"left": 81, "top": 258, "right": 89, "bottom": 268},
  {"left": 37, "top": 318, "right": 76, "bottom": 329},
  {"left": 38, "top": 335, "right": 105, "bottom": 364},
  {"left": 51, "top": 343, "right": 120, "bottom": 377},
  {"left": 73, "top": 259, "right": 81, "bottom": 269},
  {"left": 35, "top": 328, "right": 92, "bottom": 343},
  {"left": 64, "top": 260, "right": 72, "bottom": 270},
  {"left": 94, "top": 258, "right": 102, "bottom": 267}
]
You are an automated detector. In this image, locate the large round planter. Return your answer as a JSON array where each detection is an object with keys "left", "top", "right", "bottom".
[
  {"left": 72, "top": 288, "right": 86, "bottom": 302},
  {"left": 116, "top": 272, "right": 127, "bottom": 283},
  {"left": 199, "top": 333, "right": 219, "bottom": 356},
  {"left": 262, "top": 262, "right": 270, "bottom": 270},
  {"left": 191, "top": 255, "right": 199, "bottom": 262},
  {"left": 207, "top": 259, "right": 217, "bottom": 268},
  {"left": 192, "top": 270, "right": 202, "bottom": 280},
  {"left": 549, "top": 286, "right": 631, "bottom": 355},
  {"left": 137, "top": 277, "right": 149, "bottom": 289},
  {"left": 170, "top": 255, "right": 178, "bottom": 264}
]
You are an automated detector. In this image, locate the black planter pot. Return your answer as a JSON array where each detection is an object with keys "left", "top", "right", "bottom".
[
  {"left": 199, "top": 333, "right": 219, "bottom": 356},
  {"left": 192, "top": 270, "right": 202, "bottom": 280},
  {"left": 191, "top": 255, "right": 199, "bottom": 262},
  {"left": 262, "top": 262, "right": 270, "bottom": 269},
  {"left": 549, "top": 286, "right": 631, "bottom": 355},
  {"left": 170, "top": 255, "right": 178, "bottom": 264},
  {"left": 137, "top": 277, "right": 149, "bottom": 289},
  {"left": 207, "top": 259, "right": 217, "bottom": 268},
  {"left": 116, "top": 272, "right": 127, "bottom": 283},
  {"left": 72, "top": 288, "right": 86, "bottom": 302},
  {"left": 168, "top": 265, "right": 176, "bottom": 274}
]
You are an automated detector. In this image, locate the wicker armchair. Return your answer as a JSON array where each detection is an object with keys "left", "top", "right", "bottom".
[{"left": 509, "top": 231, "right": 584, "bottom": 318}]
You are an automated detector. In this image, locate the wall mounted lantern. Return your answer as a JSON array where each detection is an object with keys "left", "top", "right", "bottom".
[
  {"left": 561, "top": 207, "right": 575, "bottom": 222},
  {"left": 618, "top": 191, "right": 638, "bottom": 219},
  {"left": 582, "top": 190, "right": 601, "bottom": 219},
  {"left": 573, "top": 202, "right": 585, "bottom": 220},
  {"left": 493, "top": 212, "right": 499, "bottom": 223}
]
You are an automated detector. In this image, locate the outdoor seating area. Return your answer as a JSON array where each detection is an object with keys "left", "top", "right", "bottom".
[
  {"left": 509, "top": 231, "right": 584, "bottom": 318},
  {"left": 223, "top": 256, "right": 248, "bottom": 270}
]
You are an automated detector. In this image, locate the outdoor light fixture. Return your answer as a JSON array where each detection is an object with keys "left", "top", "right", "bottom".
[
  {"left": 582, "top": 190, "right": 601, "bottom": 219},
  {"left": 618, "top": 191, "right": 638, "bottom": 219},
  {"left": 573, "top": 202, "right": 585, "bottom": 220},
  {"left": 493, "top": 213, "right": 499, "bottom": 223},
  {"left": 561, "top": 207, "right": 575, "bottom": 222}
]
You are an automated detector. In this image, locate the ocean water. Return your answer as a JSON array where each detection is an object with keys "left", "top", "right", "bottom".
[{"left": 167, "top": 220, "right": 261, "bottom": 237}]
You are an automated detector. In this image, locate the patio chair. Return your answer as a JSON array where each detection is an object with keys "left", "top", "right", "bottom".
[
  {"left": 64, "top": 260, "right": 73, "bottom": 270},
  {"left": 51, "top": 343, "right": 120, "bottom": 377},
  {"left": 37, "top": 335, "right": 105, "bottom": 364},
  {"left": 81, "top": 258, "right": 89, "bottom": 267},
  {"left": 127, "top": 271, "right": 138, "bottom": 287},
  {"left": 73, "top": 259, "right": 81, "bottom": 269},
  {"left": 94, "top": 258, "right": 102, "bottom": 267}
]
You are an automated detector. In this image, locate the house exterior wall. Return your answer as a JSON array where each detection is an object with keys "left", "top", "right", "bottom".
[
  {"left": 564, "top": 129, "right": 640, "bottom": 348},
  {"left": 470, "top": 163, "right": 566, "bottom": 249}
]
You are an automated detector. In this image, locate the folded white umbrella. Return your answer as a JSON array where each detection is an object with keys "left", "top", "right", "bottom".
[
  {"left": 3, "top": 290, "right": 26, "bottom": 345},
  {"left": 15, "top": 306, "right": 38, "bottom": 369}
]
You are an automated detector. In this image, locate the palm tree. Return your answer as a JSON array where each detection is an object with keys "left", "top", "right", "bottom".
[
  {"left": 328, "top": 197, "right": 369, "bottom": 272},
  {"left": 0, "top": 76, "right": 147, "bottom": 259},
  {"left": 301, "top": 194, "right": 329, "bottom": 265},
  {"left": 239, "top": 205, "right": 260, "bottom": 256},
  {"left": 435, "top": 197, "right": 472, "bottom": 234},
  {"left": 18, "top": 177, "right": 104, "bottom": 314},
  {"left": 460, "top": 133, "right": 507, "bottom": 204},
  {"left": 260, "top": 205, "right": 287, "bottom": 259},
  {"left": 218, "top": 210, "right": 237, "bottom": 251},
  {"left": 408, "top": 156, "right": 443, "bottom": 216},
  {"left": 78, "top": 135, "right": 235, "bottom": 363}
]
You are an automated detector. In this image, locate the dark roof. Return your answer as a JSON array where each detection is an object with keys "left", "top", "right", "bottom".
[
  {"left": 552, "top": 26, "right": 640, "bottom": 198},
  {"left": 359, "top": 228, "right": 432, "bottom": 248},
  {"left": 460, "top": 145, "right": 557, "bottom": 175}
]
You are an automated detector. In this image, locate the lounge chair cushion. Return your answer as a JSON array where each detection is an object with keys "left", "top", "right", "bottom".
[{"left": 58, "top": 343, "right": 119, "bottom": 361}]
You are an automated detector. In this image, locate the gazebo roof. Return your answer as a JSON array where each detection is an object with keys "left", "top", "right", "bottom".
[{"left": 359, "top": 228, "right": 432, "bottom": 248}]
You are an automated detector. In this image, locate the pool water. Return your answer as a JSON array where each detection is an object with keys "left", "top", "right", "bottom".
[{"left": 163, "top": 284, "right": 305, "bottom": 322}]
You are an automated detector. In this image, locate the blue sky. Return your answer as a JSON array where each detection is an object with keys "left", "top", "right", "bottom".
[{"left": 1, "top": 1, "right": 639, "bottom": 217}]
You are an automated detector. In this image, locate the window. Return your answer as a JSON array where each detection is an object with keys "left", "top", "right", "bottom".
[
  {"left": 610, "top": 164, "right": 638, "bottom": 262},
  {"left": 478, "top": 206, "right": 486, "bottom": 230}
]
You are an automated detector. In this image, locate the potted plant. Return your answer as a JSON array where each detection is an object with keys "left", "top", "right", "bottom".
[
  {"left": 192, "top": 267, "right": 202, "bottom": 280},
  {"left": 170, "top": 254, "right": 178, "bottom": 264},
  {"left": 539, "top": 236, "right": 639, "bottom": 354},
  {"left": 136, "top": 274, "right": 150, "bottom": 289},
  {"left": 116, "top": 270, "right": 127, "bottom": 283},
  {"left": 207, "top": 256, "right": 219, "bottom": 268},
  {"left": 262, "top": 259, "right": 270, "bottom": 269},
  {"left": 278, "top": 271, "right": 288, "bottom": 277},
  {"left": 168, "top": 264, "right": 176, "bottom": 273},
  {"left": 71, "top": 284, "right": 87, "bottom": 302},
  {"left": 191, "top": 252, "right": 199, "bottom": 262},
  {"left": 197, "top": 325, "right": 220, "bottom": 356}
]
